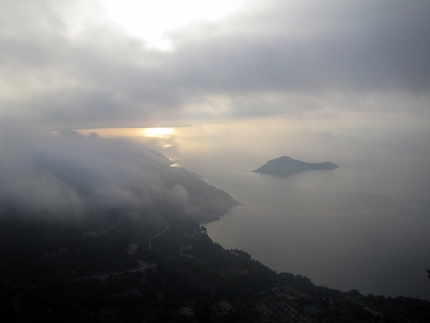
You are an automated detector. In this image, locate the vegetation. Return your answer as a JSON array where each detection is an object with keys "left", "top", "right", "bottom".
[{"left": 1, "top": 209, "right": 430, "bottom": 322}]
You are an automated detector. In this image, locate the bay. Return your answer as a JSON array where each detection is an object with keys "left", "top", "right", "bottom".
[{"left": 203, "top": 167, "right": 430, "bottom": 299}]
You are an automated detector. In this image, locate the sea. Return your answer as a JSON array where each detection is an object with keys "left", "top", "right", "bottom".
[
  {"left": 200, "top": 164, "right": 430, "bottom": 300},
  {"left": 149, "top": 120, "right": 430, "bottom": 300}
]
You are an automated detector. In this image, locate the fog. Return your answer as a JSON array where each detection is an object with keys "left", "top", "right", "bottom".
[
  {"left": 141, "top": 117, "right": 430, "bottom": 202},
  {"left": 1, "top": 0, "right": 429, "bottom": 303},
  {"left": 0, "top": 127, "right": 234, "bottom": 221},
  {"left": 1, "top": 1, "right": 429, "bottom": 198},
  {"left": 153, "top": 120, "right": 429, "bottom": 299}
]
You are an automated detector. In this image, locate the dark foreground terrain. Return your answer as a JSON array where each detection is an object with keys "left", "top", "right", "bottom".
[{"left": 1, "top": 209, "right": 430, "bottom": 323}]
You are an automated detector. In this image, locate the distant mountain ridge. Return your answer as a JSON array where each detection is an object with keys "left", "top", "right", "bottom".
[{"left": 253, "top": 156, "right": 338, "bottom": 176}]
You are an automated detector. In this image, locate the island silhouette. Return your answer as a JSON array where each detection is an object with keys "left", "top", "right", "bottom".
[{"left": 253, "top": 156, "right": 338, "bottom": 176}]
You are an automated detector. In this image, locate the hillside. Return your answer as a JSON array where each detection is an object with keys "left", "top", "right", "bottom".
[
  {"left": 1, "top": 151, "right": 429, "bottom": 322},
  {"left": 1, "top": 210, "right": 430, "bottom": 322}
]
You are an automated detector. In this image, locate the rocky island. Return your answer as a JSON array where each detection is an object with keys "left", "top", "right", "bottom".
[{"left": 253, "top": 156, "right": 338, "bottom": 176}]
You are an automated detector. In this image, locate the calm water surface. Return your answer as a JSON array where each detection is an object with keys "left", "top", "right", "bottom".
[{"left": 203, "top": 166, "right": 430, "bottom": 299}]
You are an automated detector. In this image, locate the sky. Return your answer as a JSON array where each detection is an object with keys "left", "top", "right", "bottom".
[
  {"left": 0, "top": 0, "right": 429, "bottom": 216},
  {"left": 1, "top": 0, "right": 429, "bottom": 129}
]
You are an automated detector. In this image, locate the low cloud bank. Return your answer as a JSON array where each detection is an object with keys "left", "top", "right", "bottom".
[{"left": 0, "top": 128, "right": 237, "bottom": 222}]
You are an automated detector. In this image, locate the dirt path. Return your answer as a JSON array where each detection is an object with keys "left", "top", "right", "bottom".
[{"left": 147, "top": 226, "right": 169, "bottom": 250}]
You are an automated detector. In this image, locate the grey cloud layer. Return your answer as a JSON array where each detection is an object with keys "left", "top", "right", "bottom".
[
  {"left": 0, "top": 124, "right": 239, "bottom": 220},
  {"left": 1, "top": 0, "right": 429, "bottom": 127},
  {"left": 0, "top": 128, "right": 164, "bottom": 217},
  {"left": 170, "top": 0, "right": 430, "bottom": 93}
]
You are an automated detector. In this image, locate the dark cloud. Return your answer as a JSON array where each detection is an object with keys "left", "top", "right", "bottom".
[
  {"left": 0, "top": 0, "right": 429, "bottom": 127},
  {"left": 169, "top": 0, "right": 430, "bottom": 94}
]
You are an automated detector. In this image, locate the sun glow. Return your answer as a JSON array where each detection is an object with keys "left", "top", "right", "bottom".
[
  {"left": 99, "top": 0, "right": 247, "bottom": 49},
  {"left": 141, "top": 127, "right": 175, "bottom": 138}
]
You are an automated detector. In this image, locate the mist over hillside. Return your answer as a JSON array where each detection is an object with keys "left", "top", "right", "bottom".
[{"left": 0, "top": 128, "right": 238, "bottom": 223}]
